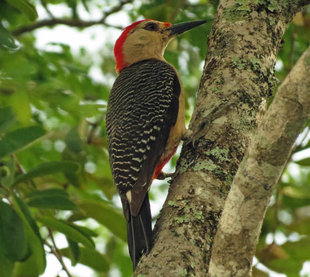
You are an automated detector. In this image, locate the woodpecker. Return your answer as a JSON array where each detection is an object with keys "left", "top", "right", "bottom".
[{"left": 106, "top": 19, "right": 205, "bottom": 268}]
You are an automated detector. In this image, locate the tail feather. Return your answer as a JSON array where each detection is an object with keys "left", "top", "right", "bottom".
[{"left": 127, "top": 194, "right": 153, "bottom": 269}]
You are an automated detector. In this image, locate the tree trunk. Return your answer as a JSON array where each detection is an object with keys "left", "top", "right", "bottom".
[
  {"left": 209, "top": 44, "right": 310, "bottom": 277},
  {"left": 134, "top": 1, "right": 310, "bottom": 276}
]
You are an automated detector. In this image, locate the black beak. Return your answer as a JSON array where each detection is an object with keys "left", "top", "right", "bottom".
[{"left": 167, "top": 20, "right": 206, "bottom": 37}]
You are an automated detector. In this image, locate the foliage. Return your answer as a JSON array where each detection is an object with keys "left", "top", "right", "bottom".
[{"left": 0, "top": 0, "right": 310, "bottom": 276}]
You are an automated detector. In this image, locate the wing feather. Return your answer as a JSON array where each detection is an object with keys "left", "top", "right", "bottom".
[{"left": 106, "top": 59, "right": 180, "bottom": 216}]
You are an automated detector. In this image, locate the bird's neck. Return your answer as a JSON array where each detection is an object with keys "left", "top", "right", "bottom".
[
  {"left": 116, "top": 33, "right": 167, "bottom": 72},
  {"left": 122, "top": 46, "right": 166, "bottom": 69}
]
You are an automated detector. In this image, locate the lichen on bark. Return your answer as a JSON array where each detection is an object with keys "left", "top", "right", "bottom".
[
  {"left": 209, "top": 45, "right": 310, "bottom": 276},
  {"left": 134, "top": 0, "right": 310, "bottom": 276}
]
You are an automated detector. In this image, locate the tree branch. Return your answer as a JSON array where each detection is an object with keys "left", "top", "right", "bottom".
[
  {"left": 12, "top": 0, "right": 133, "bottom": 36},
  {"left": 134, "top": 0, "right": 310, "bottom": 275},
  {"left": 208, "top": 45, "right": 310, "bottom": 277}
]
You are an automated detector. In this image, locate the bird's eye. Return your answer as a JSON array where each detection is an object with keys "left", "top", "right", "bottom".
[{"left": 144, "top": 22, "right": 159, "bottom": 31}]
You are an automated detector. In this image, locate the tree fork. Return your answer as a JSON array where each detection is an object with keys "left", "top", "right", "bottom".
[
  {"left": 135, "top": 0, "right": 310, "bottom": 275},
  {"left": 209, "top": 45, "right": 310, "bottom": 276}
]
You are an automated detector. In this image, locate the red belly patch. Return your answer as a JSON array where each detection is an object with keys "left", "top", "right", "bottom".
[{"left": 152, "top": 149, "right": 177, "bottom": 180}]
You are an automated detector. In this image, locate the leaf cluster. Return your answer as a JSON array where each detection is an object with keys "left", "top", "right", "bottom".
[{"left": 0, "top": 0, "right": 212, "bottom": 275}]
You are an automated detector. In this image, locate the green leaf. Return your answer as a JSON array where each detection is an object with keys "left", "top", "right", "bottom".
[
  {"left": 288, "top": 217, "right": 310, "bottom": 234},
  {"left": 12, "top": 195, "right": 46, "bottom": 275},
  {"left": 294, "top": 157, "right": 310, "bottom": 166},
  {"left": 282, "top": 237, "right": 310, "bottom": 261},
  {"left": 0, "top": 24, "right": 18, "bottom": 51},
  {"left": 281, "top": 186, "right": 310, "bottom": 199},
  {"left": 266, "top": 238, "right": 310, "bottom": 277},
  {"left": 5, "top": 0, "right": 38, "bottom": 21},
  {"left": 63, "top": 156, "right": 84, "bottom": 187},
  {"left": 69, "top": 224, "right": 98, "bottom": 238},
  {"left": 0, "top": 157, "right": 15, "bottom": 187},
  {"left": 252, "top": 267, "right": 270, "bottom": 277},
  {"left": 66, "top": 238, "right": 79, "bottom": 266},
  {"left": 61, "top": 127, "right": 86, "bottom": 187},
  {"left": 14, "top": 161, "right": 79, "bottom": 184},
  {"left": 61, "top": 246, "right": 110, "bottom": 272},
  {"left": 0, "top": 201, "right": 27, "bottom": 261},
  {"left": 77, "top": 103, "right": 103, "bottom": 117},
  {"left": 268, "top": 256, "right": 302, "bottom": 277},
  {"left": 65, "top": 127, "right": 83, "bottom": 153},
  {"left": 12, "top": 195, "right": 41, "bottom": 238},
  {"left": 0, "top": 126, "right": 45, "bottom": 159},
  {"left": 78, "top": 199, "right": 127, "bottom": 241},
  {"left": 81, "top": 0, "right": 89, "bottom": 12},
  {"left": 36, "top": 216, "right": 95, "bottom": 249},
  {"left": 0, "top": 251, "right": 14, "bottom": 277},
  {"left": 0, "top": 107, "right": 16, "bottom": 134},
  {"left": 110, "top": 236, "right": 132, "bottom": 276},
  {"left": 13, "top": 258, "right": 41, "bottom": 277},
  {"left": 7, "top": 90, "right": 32, "bottom": 124},
  {"left": 25, "top": 188, "right": 77, "bottom": 210}
]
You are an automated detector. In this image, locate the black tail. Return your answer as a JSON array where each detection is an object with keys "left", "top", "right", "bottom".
[{"left": 127, "top": 194, "right": 153, "bottom": 269}]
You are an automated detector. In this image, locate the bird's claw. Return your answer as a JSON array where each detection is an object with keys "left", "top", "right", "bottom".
[
  {"left": 156, "top": 172, "right": 174, "bottom": 180},
  {"left": 181, "top": 129, "right": 193, "bottom": 141}
]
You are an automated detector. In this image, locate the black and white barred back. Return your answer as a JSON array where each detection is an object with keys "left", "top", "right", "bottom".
[{"left": 106, "top": 59, "right": 180, "bottom": 214}]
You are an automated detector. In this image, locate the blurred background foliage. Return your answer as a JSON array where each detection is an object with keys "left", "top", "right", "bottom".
[{"left": 0, "top": 0, "right": 310, "bottom": 276}]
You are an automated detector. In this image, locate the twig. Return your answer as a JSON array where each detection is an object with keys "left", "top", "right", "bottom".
[
  {"left": 87, "top": 114, "right": 105, "bottom": 144},
  {"left": 13, "top": 154, "right": 26, "bottom": 175},
  {"left": 167, "top": 0, "right": 186, "bottom": 22},
  {"left": 40, "top": 0, "right": 54, "bottom": 19},
  {"left": 47, "top": 228, "right": 72, "bottom": 277},
  {"left": 12, "top": 18, "right": 121, "bottom": 37},
  {"left": 12, "top": 0, "right": 133, "bottom": 36},
  {"left": 100, "top": 0, "right": 133, "bottom": 24},
  {"left": 0, "top": 184, "right": 10, "bottom": 197},
  {"left": 12, "top": 154, "right": 37, "bottom": 189}
]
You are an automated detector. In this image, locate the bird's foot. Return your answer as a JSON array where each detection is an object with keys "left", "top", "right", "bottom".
[
  {"left": 156, "top": 172, "right": 174, "bottom": 180},
  {"left": 182, "top": 129, "right": 193, "bottom": 141}
]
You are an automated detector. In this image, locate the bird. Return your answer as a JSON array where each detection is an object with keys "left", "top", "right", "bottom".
[{"left": 106, "top": 18, "right": 206, "bottom": 269}]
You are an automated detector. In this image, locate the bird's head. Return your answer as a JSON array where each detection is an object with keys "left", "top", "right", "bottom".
[{"left": 114, "top": 19, "right": 206, "bottom": 73}]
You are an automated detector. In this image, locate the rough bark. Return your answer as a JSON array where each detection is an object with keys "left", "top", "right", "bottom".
[
  {"left": 208, "top": 45, "right": 310, "bottom": 277},
  {"left": 135, "top": 0, "right": 310, "bottom": 276}
]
